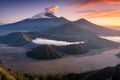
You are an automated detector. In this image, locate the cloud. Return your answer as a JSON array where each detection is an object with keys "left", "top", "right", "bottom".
[
  {"left": 100, "top": 36, "right": 120, "bottom": 43},
  {"left": 45, "top": 5, "right": 59, "bottom": 14},
  {"left": 69, "top": 0, "right": 120, "bottom": 9},
  {"left": 32, "top": 38, "right": 82, "bottom": 46},
  {"left": 76, "top": 9, "right": 120, "bottom": 18},
  {"left": 31, "top": 5, "right": 59, "bottom": 19}
]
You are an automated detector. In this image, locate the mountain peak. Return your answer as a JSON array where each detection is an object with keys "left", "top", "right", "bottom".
[
  {"left": 76, "top": 18, "right": 89, "bottom": 23},
  {"left": 26, "top": 45, "right": 62, "bottom": 60},
  {"left": 30, "top": 12, "right": 57, "bottom": 19},
  {"left": 45, "top": 13, "right": 57, "bottom": 18}
]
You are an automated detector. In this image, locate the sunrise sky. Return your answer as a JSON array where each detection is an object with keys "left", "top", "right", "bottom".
[{"left": 0, "top": 0, "right": 120, "bottom": 26}]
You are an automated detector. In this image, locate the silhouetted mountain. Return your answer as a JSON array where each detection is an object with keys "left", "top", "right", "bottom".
[
  {"left": 0, "top": 17, "right": 69, "bottom": 35},
  {"left": 74, "top": 18, "right": 120, "bottom": 36},
  {"left": 31, "top": 12, "right": 58, "bottom": 19},
  {"left": 45, "top": 13, "right": 58, "bottom": 18},
  {"left": 0, "top": 32, "right": 31, "bottom": 46},
  {"left": 24, "top": 23, "right": 119, "bottom": 48},
  {"left": 26, "top": 45, "right": 62, "bottom": 60},
  {"left": 26, "top": 23, "right": 98, "bottom": 42}
]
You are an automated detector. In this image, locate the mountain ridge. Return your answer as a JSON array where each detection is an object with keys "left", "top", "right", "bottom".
[
  {"left": 0, "top": 32, "right": 30, "bottom": 46},
  {"left": 73, "top": 18, "right": 120, "bottom": 36}
]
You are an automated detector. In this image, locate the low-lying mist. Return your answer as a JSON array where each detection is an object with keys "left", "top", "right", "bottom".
[
  {"left": 32, "top": 38, "right": 85, "bottom": 46},
  {"left": 100, "top": 36, "right": 120, "bottom": 43}
]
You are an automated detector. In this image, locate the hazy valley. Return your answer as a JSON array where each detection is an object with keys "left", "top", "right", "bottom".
[{"left": 0, "top": 2, "right": 120, "bottom": 79}]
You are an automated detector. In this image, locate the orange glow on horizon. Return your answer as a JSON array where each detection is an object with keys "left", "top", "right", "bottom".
[
  {"left": 68, "top": 0, "right": 120, "bottom": 9},
  {"left": 67, "top": 0, "right": 120, "bottom": 27},
  {"left": 88, "top": 18, "right": 120, "bottom": 27}
]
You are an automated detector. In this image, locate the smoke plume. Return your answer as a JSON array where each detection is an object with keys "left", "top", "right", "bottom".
[{"left": 45, "top": 5, "right": 59, "bottom": 14}]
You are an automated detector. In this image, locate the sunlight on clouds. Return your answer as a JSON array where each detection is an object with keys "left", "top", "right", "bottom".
[
  {"left": 88, "top": 18, "right": 120, "bottom": 26},
  {"left": 69, "top": 0, "right": 120, "bottom": 9}
]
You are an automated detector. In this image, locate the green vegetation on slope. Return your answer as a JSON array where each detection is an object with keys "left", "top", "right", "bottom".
[{"left": 1, "top": 63, "right": 120, "bottom": 80}]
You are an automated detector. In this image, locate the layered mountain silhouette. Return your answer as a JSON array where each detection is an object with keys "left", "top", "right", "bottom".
[
  {"left": 26, "top": 44, "right": 88, "bottom": 60},
  {"left": 42, "top": 23, "right": 98, "bottom": 41},
  {"left": 24, "top": 23, "right": 119, "bottom": 48},
  {"left": 0, "top": 13, "right": 119, "bottom": 48},
  {"left": 0, "top": 13, "right": 119, "bottom": 36},
  {"left": 0, "top": 17, "right": 69, "bottom": 35},
  {"left": 74, "top": 19, "right": 120, "bottom": 36},
  {"left": 25, "top": 23, "right": 97, "bottom": 41}
]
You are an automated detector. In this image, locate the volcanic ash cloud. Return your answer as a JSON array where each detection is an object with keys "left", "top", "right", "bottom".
[{"left": 45, "top": 5, "right": 59, "bottom": 14}]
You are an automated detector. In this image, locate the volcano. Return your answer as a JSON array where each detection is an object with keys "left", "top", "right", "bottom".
[{"left": 73, "top": 18, "right": 120, "bottom": 36}]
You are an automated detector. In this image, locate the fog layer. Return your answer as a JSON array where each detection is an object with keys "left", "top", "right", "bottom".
[
  {"left": 32, "top": 38, "right": 84, "bottom": 46},
  {"left": 100, "top": 36, "right": 120, "bottom": 43}
]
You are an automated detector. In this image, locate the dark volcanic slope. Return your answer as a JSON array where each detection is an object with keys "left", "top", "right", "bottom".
[
  {"left": 74, "top": 18, "right": 120, "bottom": 36},
  {"left": 25, "top": 23, "right": 120, "bottom": 48},
  {"left": 26, "top": 45, "right": 62, "bottom": 60},
  {"left": 0, "top": 32, "right": 30, "bottom": 46},
  {"left": 45, "top": 13, "right": 58, "bottom": 18},
  {"left": 47, "top": 23, "right": 94, "bottom": 36},
  {"left": 26, "top": 23, "right": 98, "bottom": 42},
  {"left": 26, "top": 44, "right": 89, "bottom": 60},
  {"left": 55, "top": 44, "right": 89, "bottom": 55}
]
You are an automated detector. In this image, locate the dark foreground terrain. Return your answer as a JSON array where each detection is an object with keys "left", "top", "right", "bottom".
[{"left": 0, "top": 62, "right": 120, "bottom": 80}]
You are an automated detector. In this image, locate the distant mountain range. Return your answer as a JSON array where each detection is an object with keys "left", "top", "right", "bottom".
[
  {"left": 0, "top": 17, "right": 119, "bottom": 48},
  {"left": 24, "top": 23, "right": 119, "bottom": 48},
  {"left": 0, "top": 13, "right": 120, "bottom": 36},
  {"left": 0, "top": 12, "right": 119, "bottom": 60},
  {"left": 0, "top": 12, "right": 120, "bottom": 79},
  {"left": 25, "top": 23, "right": 97, "bottom": 41},
  {"left": 0, "top": 15, "right": 69, "bottom": 35}
]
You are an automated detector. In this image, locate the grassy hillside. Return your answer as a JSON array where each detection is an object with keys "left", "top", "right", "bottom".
[{"left": 1, "top": 63, "right": 120, "bottom": 80}]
